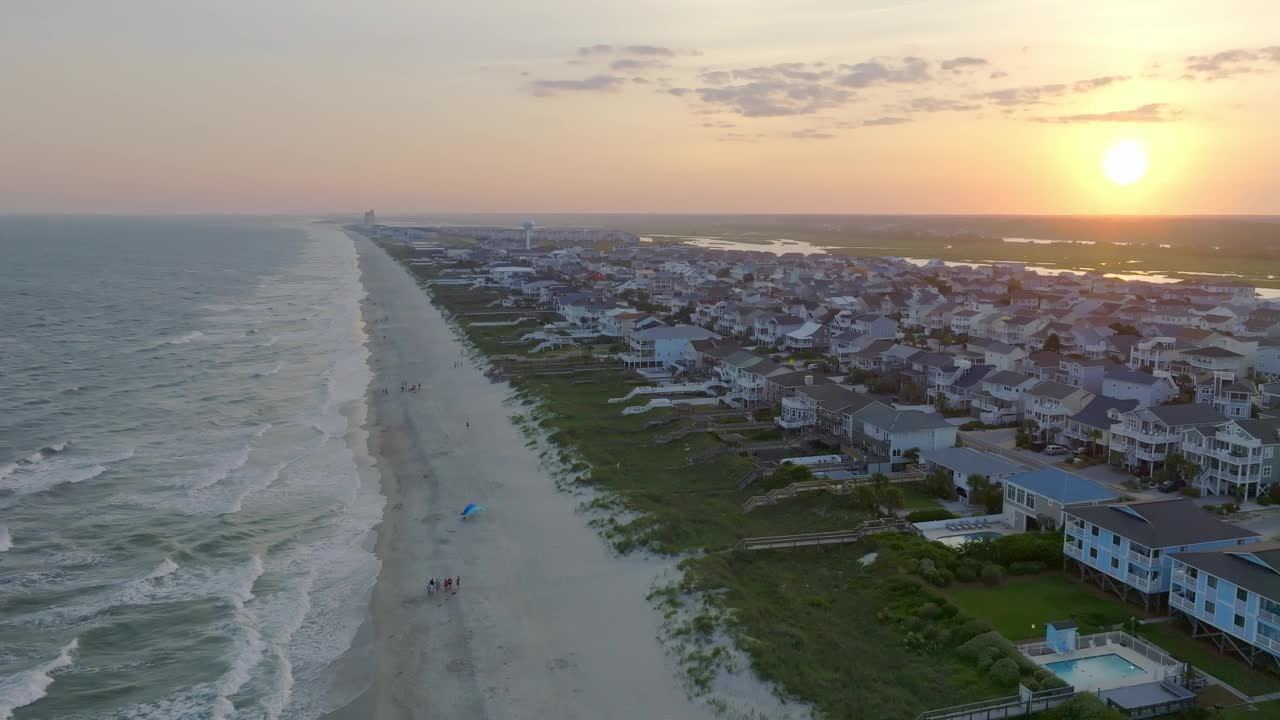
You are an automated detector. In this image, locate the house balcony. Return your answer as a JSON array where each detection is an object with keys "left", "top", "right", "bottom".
[
  {"left": 1255, "top": 634, "right": 1280, "bottom": 656},
  {"left": 1064, "top": 543, "right": 1083, "bottom": 560},
  {"left": 1259, "top": 608, "right": 1280, "bottom": 628},
  {"left": 1171, "top": 569, "right": 1193, "bottom": 586},
  {"left": 1128, "top": 549, "right": 1156, "bottom": 566},
  {"left": 775, "top": 414, "right": 815, "bottom": 430},
  {"left": 1134, "top": 446, "right": 1170, "bottom": 463},
  {"left": 1125, "top": 572, "right": 1157, "bottom": 593},
  {"left": 1111, "top": 425, "right": 1181, "bottom": 445},
  {"left": 1169, "top": 592, "right": 1195, "bottom": 614}
]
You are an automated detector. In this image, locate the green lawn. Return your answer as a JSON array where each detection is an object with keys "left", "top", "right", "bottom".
[
  {"left": 1219, "top": 702, "right": 1280, "bottom": 719},
  {"left": 945, "top": 574, "right": 1136, "bottom": 641},
  {"left": 1134, "top": 621, "right": 1280, "bottom": 697},
  {"left": 899, "top": 484, "right": 945, "bottom": 510}
]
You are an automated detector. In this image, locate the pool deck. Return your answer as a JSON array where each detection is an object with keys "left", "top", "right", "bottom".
[
  {"left": 914, "top": 514, "right": 1014, "bottom": 543},
  {"left": 1031, "top": 643, "right": 1162, "bottom": 693}
]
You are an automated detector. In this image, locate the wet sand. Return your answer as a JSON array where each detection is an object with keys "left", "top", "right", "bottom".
[{"left": 324, "top": 233, "right": 719, "bottom": 719}]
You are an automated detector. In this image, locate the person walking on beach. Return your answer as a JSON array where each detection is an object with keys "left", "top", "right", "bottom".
[
  {"left": 444, "top": 578, "right": 452, "bottom": 593},
  {"left": 454, "top": 576, "right": 460, "bottom": 593},
  {"left": 426, "top": 578, "right": 435, "bottom": 596}
]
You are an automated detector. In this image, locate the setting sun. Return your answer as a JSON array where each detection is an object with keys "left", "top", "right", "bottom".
[{"left": 1103, "top": 141, "right": 1149, "bottom": 186}]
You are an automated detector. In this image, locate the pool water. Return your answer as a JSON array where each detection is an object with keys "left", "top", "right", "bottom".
[
  {"left": 1045, "top": 653, "right": 1145, "bottom": 689},
  {"left": 937, "top": 531, "right": 1001, "bottom": 547}
]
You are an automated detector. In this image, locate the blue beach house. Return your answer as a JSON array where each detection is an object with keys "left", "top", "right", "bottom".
[
  {"left": 1169, "top": 543, "right": 1280, "bottom": 669},
  {"left": 1001, "top": 468, "right": 1117, "bottom": 532},
  {"left": 1063, "top": 498, "right": 1260, "bottom": 610}
]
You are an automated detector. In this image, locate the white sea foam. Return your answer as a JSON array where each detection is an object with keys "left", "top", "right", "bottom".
[
  {"left": 0, "top": 526, "right": 12, "bottom": 553},
  {"left": 145, "top": 557, "right": 179, "bottom": 580},
  {"left": 0, "top": 638, "right": 79, "bottom": 720},
  {"left": 210, "top": 555, "right": 267, "bottom": 720},
  {"left": 189, "top": 424, "right": 271, "bottom": 491},
  {"left": 168, "top": 331, "right": 205, "bottom": 345},
  {"left": 64, "top": 464, "right": 107, "bottom": 484}
]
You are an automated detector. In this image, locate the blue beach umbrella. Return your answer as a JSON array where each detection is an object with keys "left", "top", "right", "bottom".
[{"left": 460, "top": 503, "right": 484, "bottom": 518}]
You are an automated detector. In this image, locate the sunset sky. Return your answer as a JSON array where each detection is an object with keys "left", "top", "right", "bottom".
[{"left": 3, "top": 0, "right": 1278, "bottom": 214}]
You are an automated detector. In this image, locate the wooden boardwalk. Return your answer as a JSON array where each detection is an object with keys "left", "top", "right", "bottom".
[
  {"left": 741, "top": 466, "right": 927, "bottom": 512},
  {"left": 733, "top": 518, "right": 916, "bottom": 551}
]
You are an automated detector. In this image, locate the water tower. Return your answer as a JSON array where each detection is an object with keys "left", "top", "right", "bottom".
[{"left": 522, "top": 220, "right": 536, "bottom": 250}]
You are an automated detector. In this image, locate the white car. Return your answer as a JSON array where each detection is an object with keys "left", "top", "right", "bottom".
[{"left": 1043, "top": 444, "right": 1070, "bottom": 456}]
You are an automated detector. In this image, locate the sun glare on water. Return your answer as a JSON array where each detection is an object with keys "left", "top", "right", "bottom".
[{"left": 1103, "top": 141, "right": 1149, "bottom": 186}]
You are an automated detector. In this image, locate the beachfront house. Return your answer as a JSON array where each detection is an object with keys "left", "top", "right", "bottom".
[
  {"left": 1002, "top": 468, "right": 1117, "bottom": 532},
  {"left": 919, "top": 447, "right": 1023, "bottom": 501},
  {"left": 621, "top": 325, "right": 721, "bottom": 371},
  {"left": 1169, "top": 543, "right": 1280, "bottom": 668},
  {"left": 1101, "top": 367, "right": 1177, "bottom": 407},
  {"left": 717, "top": 351, "right": 787, "bottom": 407},
  {"left": 1061, "top": 397, "right": 1139, "bottom": 455},
  {"left": 1063, "top": 498, "right": 1260, "bottom": 609},
  {"left": 1109, "top": 404, "right": 1227, "bottom": 475},
  {"left": 1182, "top": 418, "right": 1280, "bottom": 499},
  {"left": 777, "top": 385, "right": 875, "bottom": 434},
  {"left": 843, "top": 403, "right": 956, "bottom": 472},
  {"left": 1025, "top": 381, "right": 1094, "bottom": 443},
  {"left": 971, "top": 370, "right": 1037, "bottom": 426}
]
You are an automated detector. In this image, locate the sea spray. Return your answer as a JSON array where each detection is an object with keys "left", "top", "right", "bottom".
[{"left": 0, "top": 638, "right": 79, "bottom": 720}]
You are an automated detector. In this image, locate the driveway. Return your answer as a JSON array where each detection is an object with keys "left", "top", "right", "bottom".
[{"left": 959, "top": 429, "right": 1160, "bottom": 500}]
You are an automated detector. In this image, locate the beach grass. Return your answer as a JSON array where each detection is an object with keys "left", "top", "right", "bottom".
[{"left": 681, "top": 546, "right": 1015, "bottom": 720}]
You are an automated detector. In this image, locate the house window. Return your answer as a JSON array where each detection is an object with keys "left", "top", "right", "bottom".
[
  {"left": 1112, "top": 535, "right": 1121, "bottom": 546},
  {"left": 1238, "top": 588, "right": 1248, "bottom": 602},
  {"left": 1090, "top": 548, "right": 1098, "bottom": 559},
  {"left": 1235, "top": 614, "right": 1245, "bottom": 628},
  {"left": 1091, "top": 526, "right": 1100, "bottom": 537},
  {"left": 1266, "top": 447, "right": 1275, "bottom": 459},
  {"left": 1208, "top": 577, "right": 1218, "bottom": 589},
  {"left": 1265, "top": 466, "right": 1273, "bottom": 479},
  {"left": 1205, "top": 600, "right": 1216, "bottom": 614},
  {"left": 1111, "top": 558, "right": 1119, "bottom": 569}
]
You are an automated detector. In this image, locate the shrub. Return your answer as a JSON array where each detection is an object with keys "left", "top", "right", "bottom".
[
  {"left": 1180, "top": 486, "right": 1202, "bottom": 498},
  {"left": 924, "top": 569, "right": 953, "bottom": 587},
  {"left": 916, "top": 602, "right": 943, "bottom": 620},
  {"left": 906, "top": 508, "right": 959, "bottom": 523},
  {"left": 988, "top": 657, "right": 1020, "bottom": 685},
  {"left": 958, "top": 630, "right": 1017, "bottom": 662},
  {"left": 980, "top": 563, "right": 1006, "bottom": 586},
  {"left": 957, "top": 619, "right": 993, "bottom": 642},
  {"left": 1008, "top": 560, "right": 1046, "bottom": 576},
  {"left": 954, "top": 564, "right": 978, "bottom": 583},
  {"left": 976, "top": 646, "right": 1001, "bottom": 671}
]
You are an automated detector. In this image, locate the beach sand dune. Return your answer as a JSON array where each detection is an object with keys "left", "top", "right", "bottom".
[{"left": 330, "top": 234, "right": 718, "bottom": 720}]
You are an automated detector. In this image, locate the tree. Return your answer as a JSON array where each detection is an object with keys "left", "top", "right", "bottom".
[
  {"left": 924, "top": 467, "right": 955, "bottom": 499},
  {"left": 851, "top": 485, "right": 880, "bottom": 513},
  {"left": 903, "top": 447, "right": 920, "bottom": 465},
  {"left": 715, "top": 267, "right": 731, "bottom": 279},
  {"left": 1087, "top": 428, "right": 1104, "bottom": 458},
  {"left": 1044, "top": 333, "right": 1062, "bottom": 353},
  {"left": 742, "top": 272, "right": 755, "bottom": 283},
  {"left": 967, "top": 474, "right": 1003, "bottom": 514},
  {"left": 881, "top": 486, "right": 904, "bottom": 514},
  {"left": 1109, "top": 323, "right": 1140, "bottom": 336},
  {"left": 1006, "top": 278, "right": 1022, "bottom": 295}
]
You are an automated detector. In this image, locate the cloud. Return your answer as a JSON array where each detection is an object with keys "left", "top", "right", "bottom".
[
  {"left": 1032, "top": 102, "right": 1181, "bottom": 124},
  {"left": 578, "top": 44, "right": 679, "bottom": 58},
  {"left": 941, "top": 56, "right": 989, "bottom": 72},
  {"left": 610, "top": 58, "right": 666, "bottom": 72},
  {"left": 989, "top": 71, "right": 1008, "bottom": 79},
  {"left": 976, "top": 75, "right": 1128, "bottom": 107},
  {"left": 631, "top": 77, "right": 651, "bottom": 84},
  {"left": 863, "top": 116, "right": 912, "bottom": 126},
  {"left": 900, "top": 97, "right": 979, "bottom": 113},
  {"left": 837, "top": 57, "right": 930, "bottom": 87},
  {"left": 695, "top": 80, "right": 853, "bottom": 117},
  {"left": 790, "top": 128, "right": 836, "bottom": 140},
  {"left": 531, "top": 74, "right": 627, "bottom": 97},
  {"left": 1184, "top": 46, "right": 1280, "bottom": 80},
  {"left": 700, "top": 70, "right": 733, "bottom": 85},
  {"left": 665, "top": 87, "right": 692, "bottom": 97},
  {"left": 701, "top": 120, "right": 737, "bottom": 129}
]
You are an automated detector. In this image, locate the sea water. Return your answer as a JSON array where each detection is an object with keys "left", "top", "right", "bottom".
[{"left": 0, "top": 217, "right": 382, "bottom": 720}]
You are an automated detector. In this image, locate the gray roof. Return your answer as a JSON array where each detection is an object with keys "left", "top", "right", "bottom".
[
  {"left": 985, "top": 370, "right": 1034, "bottom": 387},
  {"left": 1170, "top": 543, "right": 1280, "bottom": 603},
  {"left": 1065, "top": 498, "right": 1259, "bottom": 549},
  {"left": 1233, "top": 418, "right": 1280, "bottom": 444},
  {"left": 1069, "top": 397, "right": 1139, "bottom": 430},
  {"left": 632, "top": 325, "right": 720, "bottom": 341},
  {"left": 770, "top": 371, "right": 834, "bottom": 389},
  {"left": 920, "top": 447, "right": 1024, "bottom": 478},
  {"left": 796, "top": 385, "right": 876, "bottom": 413},
  {"left": 1146, "top": 403, "right": 1227, "bottom": 427},
  {"left": 1104, "top": 367, "right": 1162, "bottom": 386},
  {"left": 953, "top": 365, "right": 994, "bottom": 389},
  {"left": 1027, "top": 381, "right": 1080, "bottom": 400},
  {"left": 852, "top": 404, "right": 954, "bottom": 433},
  {"left": 1185, "top": 345, "right": 1244, "bottom": 358},
  {"left": 1007, "top": 468, "right": 1118, "bottom": 505}
]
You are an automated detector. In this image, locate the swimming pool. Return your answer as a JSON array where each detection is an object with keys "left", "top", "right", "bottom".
[
  {"left": 1045, "top": 653, "right": 1145, "bottom": 689},
  {"left": 937, "top": 531, "right": 1001, "bottom": 547}
]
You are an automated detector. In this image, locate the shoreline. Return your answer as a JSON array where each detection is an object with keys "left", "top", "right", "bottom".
[{"left": 322, "top": 231, "right": 724, "bottom": 719}]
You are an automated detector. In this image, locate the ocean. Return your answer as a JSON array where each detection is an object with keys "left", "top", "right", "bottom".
[{"left": 0, "top": 217, "right": 382, "bottom": 719}]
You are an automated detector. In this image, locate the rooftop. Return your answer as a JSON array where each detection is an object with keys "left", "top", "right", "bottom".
[
  {"left": 1065, "top": 498, "right": 1259, "bottom": 548},
  {"left": 919, "top": 447, "right": 1024, "bottom": 478},
  {"left": 1007, "top": 468, "right": 1117, "bottom": 505},
  {"left": 1170, "top": 543, "right": 1280, "bottom": 602}
]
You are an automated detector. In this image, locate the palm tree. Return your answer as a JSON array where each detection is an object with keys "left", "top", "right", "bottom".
[
  {"left": 1087, "top": 428, "right": 1103, "bottom": 458},
  {"left": 881, "top": 486, "right": 904, "bottom": 514}
]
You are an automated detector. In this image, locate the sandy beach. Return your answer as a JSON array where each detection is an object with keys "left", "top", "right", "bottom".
[{"left": 325, "top": 232, "right": 723, "bottom": 720}]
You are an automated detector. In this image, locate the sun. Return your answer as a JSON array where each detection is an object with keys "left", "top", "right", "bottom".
[{"left": 1102, "top": 141, "right": 1149, "bottom": 186}]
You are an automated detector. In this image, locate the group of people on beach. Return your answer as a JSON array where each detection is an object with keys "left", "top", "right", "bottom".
[
  {"left": 400, "top": 382, "right": 421, "bottom": 393},
  {"left": 426, "top": 576, "right": 460, "bottom": 597}
]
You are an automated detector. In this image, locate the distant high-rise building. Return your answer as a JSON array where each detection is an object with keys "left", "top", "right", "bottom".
[
  {"left": 522, "top": 219, "right": 535, "bottom": 250},
  {"left": 363, "top": 210, "right": 377, "bottom": 227}
]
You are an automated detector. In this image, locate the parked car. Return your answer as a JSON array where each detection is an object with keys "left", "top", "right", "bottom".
[
  {"left": 1043, "top": 444, "right": 1070, "bottom": 456},
  {"left": 1158, "top": 479, "right": 1185, "bottom": 493}
]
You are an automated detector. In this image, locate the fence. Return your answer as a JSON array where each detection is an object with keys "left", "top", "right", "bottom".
[
  {"left": 913, "top": 685, "right": 1074, "bottom": 720},
  {"left": 1018, "top": 631, "right": 1183, "bottom": 676}
]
